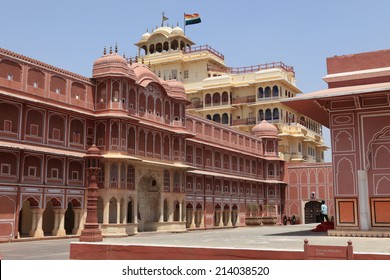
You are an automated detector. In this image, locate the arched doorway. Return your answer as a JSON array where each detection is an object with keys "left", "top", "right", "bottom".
[
  {"left": 304, "top": 201, "right": 322, "bottom": 224},
  {"left": 18, "top": 198, "right": 37, "bottom": 237},
  {"left": 231, "top": 204, "right": 238, "bottom": 226},
  {"left": 173, "top": 201, "right": 180, "bottom": 221},
  {"left": 127, "top": 199, "right": 133, "bottom": 223},
  {"left": 195, "top": 203, "right": 203, "bottom": 228},
  {"left": 109, "top": 197, "right": 117, "bottom": 224},
  {"left": 64, "top": 202, "right": 75, "bottom": 235},
  {"left": 214, "top": 204, "right": 222, "bottom": 226},
  {"left": 186, "top": 203, "right": 193, "bottom": 228},
  {"left": 137, "top": 175, "right": 160, "bottom": 232},
  {"left": 223, "top": 204, "right": 230, "bottom": 226},
  {"left": 42, "top": 201, "right": 55, "bottom": 236}
]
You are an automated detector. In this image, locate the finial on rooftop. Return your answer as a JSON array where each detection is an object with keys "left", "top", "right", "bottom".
[
  {"left": 103, "top": 46, "right": 107, "bottom": 55},
  {"left": 123, "top": 53, "right": 126, "bottom": 59},
  {"left": 109, "top": 46, "right": 113, "bottom": 54},
  {"left": 135, "top": 55, "right": 138, "bottom": 63},
  {"left": 115, "top": 43, "right": 118, "bottom": 53},
  {"left": 129, "top": 56, "right": 132, "bottom": 65},
  {"left": 141, "top": 57, "right": 144, "bottom": 64}
]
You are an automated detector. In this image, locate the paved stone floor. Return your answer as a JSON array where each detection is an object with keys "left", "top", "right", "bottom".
[{"left": 1, "top": 224, "right": 390, "bottom": 260}]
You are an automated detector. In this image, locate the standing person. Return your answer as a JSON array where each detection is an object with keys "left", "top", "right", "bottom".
[{"left": 320, "top": 200, "right": 329, "bottom": 222}]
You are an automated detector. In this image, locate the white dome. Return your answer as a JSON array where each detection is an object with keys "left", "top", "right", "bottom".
[
  {"left": 172, "top": 26, "right": 184, "bottom": 35},
  {"left": 141, "top": 32, "right": 150, "bottom": 40}
]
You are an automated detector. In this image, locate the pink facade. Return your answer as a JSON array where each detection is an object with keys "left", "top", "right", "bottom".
[
  {"left": 0, "top": 47, "right": 288, "bottom": 240},
  {"left": 283, "top": 49, "right": 390, "bottom": 233},
  {"left": 284, "top": 163, "right": 334, "bottom": 224}
]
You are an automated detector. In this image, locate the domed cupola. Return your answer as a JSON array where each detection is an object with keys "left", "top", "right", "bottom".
[
  {"left": 171, "top": 26, "right": 184, "bottom": 36},
  {"left": 92, "top": 46, "right": 130, "bottom": 79},
  {"left": 166, "top": 79, "right": 189, "bottom": 103},
  {"left": 139, "top": 29, "right": 151, "bottom": 42},
  {"left": 251, "top": 120, "right": 279, "bottom": 138}
]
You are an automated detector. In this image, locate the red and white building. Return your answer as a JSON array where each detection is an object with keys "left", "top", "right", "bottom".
[
  {"left": 283, "top": 49, "right": 390, "bottom": 236},
  {"left": 0, "top": 46, "right": 287, "bottom": 240}
]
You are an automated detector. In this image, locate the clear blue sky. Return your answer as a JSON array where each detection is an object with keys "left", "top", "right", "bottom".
[{"left": 2, "top": 0, "right": 390, "bottom": 161}]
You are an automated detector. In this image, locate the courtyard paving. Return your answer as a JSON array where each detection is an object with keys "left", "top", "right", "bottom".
[{"left": 1, "top": 224, "right": 390, "bottom": 260}]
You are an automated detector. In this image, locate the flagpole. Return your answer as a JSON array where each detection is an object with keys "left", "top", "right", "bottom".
[{"left": 183, "top": 13, "right": 186, "bottom": 35}]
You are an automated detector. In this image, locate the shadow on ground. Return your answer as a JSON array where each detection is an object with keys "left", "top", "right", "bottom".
[{"left": 266, "top": 229, "right": 328, "bottom": 237}]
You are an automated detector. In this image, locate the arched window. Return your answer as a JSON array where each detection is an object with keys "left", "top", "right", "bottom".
[
  {"left": 156, "top": 98, "right": 162, "bottom": 117},
  {"left": 265, "top": 109, "right": 272, "bottom": 121},
  {"left": 258, "top": 87, "right": 264, "bottom": 99},
  {"left": 264, "top": 87, "right": 271, "bottom": 98},
  {"left": 258, "top": 109, "right": 264, "bottom": 121},
  {"left": 222, "top": 92, "right": 229, "bottom": 104},
  {"left": 163, "top": 42, "right": 169, "bottom": 52},
  {"left": 112, "top": 81, "right": 120, "bottom": 102},
  {"left": 205, "top": 94, "right": 211, "bottom": 106},
  {"left": 147, "top": 95, "right": 154, "bottom": 114},
  {"left": 213, "top": 114, "right": 221, "bottom": 123},
  {"left": 206, "top": 114, "right": 211, "bottom": 120},
  {"left": 171, "top": 40, "right": 178, "bottom": 50},
  {"left": 156, "top": 43, "right": 163, "bottom": 53},
  {"left": 272, "top": 85, "right": 279, "bottom": 97},
  {"left": 273, "top": 108, "right": 279, "bottom": 120},
  {"left": 222, "top": 113, "right": 229, "bottom": 124},
  {"left": 212, "top": 92, "right": 220, "bottom": 105},
  {"left": 149, "top": 44, "right": 155, "bottom": 54}
]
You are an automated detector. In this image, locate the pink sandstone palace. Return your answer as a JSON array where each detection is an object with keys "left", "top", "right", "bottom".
[
  {"left": 0, "top": 45, "right": 289, "bottom": 239},
  {"left": 2, "top": 27, "right": 389, "bottom": 240}
]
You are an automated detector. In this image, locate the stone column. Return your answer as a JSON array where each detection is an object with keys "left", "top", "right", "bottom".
[
  {"left": 134, "top": 198, "right": 138, "bottom": 224},
  {"left": 72, "top": 209, "right": 85, "bottom": 235},
  {"left": 200, "top": 209, "right": 205, "bottom": 228},
  {"left": 168, "top": 201, "right": 174, "bottom": 222},
  {"left": 29, "top": 209, "right": 44, "bottom": 238},
  {"left": 122, "top": 200, "right": 127, "bottom": 224},
  {"left": 189, "top": 209, "right": 195, "bottom": 228},
  {"left": 358, "top": 170, "right": 370, "bottom": 230},
  {"left": 179, "top": 202, "right": 183, "bottom": 222},
  {"left": 116, "top": 200, "right": 121, "bottom": 224},
  {"left": 103, "top": 198, "right": 109, "bottom": 224},
  {"left": 159, "top": 196, "right": 164, "bottom": 223},
  {"left": 227, "top": 210, "right": 232, "bottom": 227},
  {"left": 52, "top": 209, "right": 66, "bottom": 236},
  {"left": 217, "top": 210, "right": 223, "bottom": 227}
]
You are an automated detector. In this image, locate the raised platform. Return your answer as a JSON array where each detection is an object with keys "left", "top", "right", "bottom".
[
  {"left": 69, "top": 242, "right": 390, "bottom": 260},
  {"left": 328, "top": 229, "right": 390, "bottom": 237}
]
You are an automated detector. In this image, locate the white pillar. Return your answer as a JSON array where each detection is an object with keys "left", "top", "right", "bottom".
[
  {"left": 52, "top": 209, "right": 66, "bottom": 236},
  {"left": 103, "top": 199, "right": 109, "bottom": 224},
  {"left": 116, "top": 201, "right": 121, "bottom": 224},
  {"left": 159, "top": 196, "right": 164, "bottom": 223},
  {"left": 29, "top": 209, "right": 44, "bottom": 238},
  {"left": 168, "top": 200, "right": 173, "bottom": 222},
  {"left": 189, "top": 209, "right": 195, "bottom": 228},
  {"left": 227, "top": 210, "right": 232, "bottom": 227},
  {"left": 179, "top": 202, "right": 183, "bottom": 222},
  {"left": 72, "top": 209, "right": 85, "bottom": 235},
  {"left": 218, "top": 210, "right": 223, "bottom": 227},
  {"left": 358, "top": 170, "right": 370, "bottom": 230}
]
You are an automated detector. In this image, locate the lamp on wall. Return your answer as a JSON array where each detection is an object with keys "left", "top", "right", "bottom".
[{"left": 310, "top": 192, "right": 316, "bottom": 199}]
